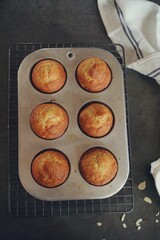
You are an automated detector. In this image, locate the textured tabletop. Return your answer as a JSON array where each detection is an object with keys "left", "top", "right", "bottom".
[{"left": 0, "top": 0, "right": 160, "bottom": 239}]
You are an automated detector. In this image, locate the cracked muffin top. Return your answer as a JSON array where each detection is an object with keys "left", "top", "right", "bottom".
[
  {"left": 79, "top": 147, "right": 118, "bottom": 186},
  {"left": 30, "top": 103, "right": 69, "bottom": 139},
  {"left": 31, "top": 149, "right": 70, "bottom": 188},
  {"left": 78, "top": 102, "right": 114, "bottom": 138},
  {"left": 31, "top": 59, "right": 66, "bottom": 93},
  {"left": 76, "top": 57, "right": 111, "bottom": 92}
]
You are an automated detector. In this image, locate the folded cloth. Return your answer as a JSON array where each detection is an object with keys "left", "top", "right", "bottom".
[
  {"left": 151, "top": 159, "right": 160, "bottom": 196},
  {"left": 98, "top": 0, "right": 160, "bottom": 85}
]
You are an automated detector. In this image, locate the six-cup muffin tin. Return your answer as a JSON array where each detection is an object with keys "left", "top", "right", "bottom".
[{"left": 18, "top": 48, "right": 129, "bottom": 201}]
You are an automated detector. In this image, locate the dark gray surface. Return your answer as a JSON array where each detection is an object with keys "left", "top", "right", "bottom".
[{"left": 0, "top": 0, "right": 160, "bottom": 239}]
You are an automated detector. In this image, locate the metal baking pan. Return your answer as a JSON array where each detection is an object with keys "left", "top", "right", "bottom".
[{"left": 18, "top": 47, "right": 129, "bottom": 201}]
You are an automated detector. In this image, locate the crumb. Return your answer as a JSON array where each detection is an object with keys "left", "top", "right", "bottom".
[
  {"left": 138, "top": 181, "right": 146, "bottom": 190},
  {"left": 136, "top": 218, "right": 143, "bottom": 226},
  {"left": 121, "top": 213, "right": 126, "bottom": 222},
  {"left": 122, "top": 223, "right": 127, "bottom": 228},
  {"left": 144, "top": 197, "right": 152, "bottom": 204},
  {"left": 97, "top": 222, "right": 102, "bottom": 227}
]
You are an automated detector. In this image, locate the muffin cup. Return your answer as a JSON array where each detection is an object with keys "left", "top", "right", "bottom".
[
  {"left": 30, "top": 58, "right": 67, "bottom": 94},
  {"left": 31, "top": 149, "right": 70, "bottom": 188},
  {"left": 77, "top": 101, "right": 114, "bottom": 138},
  {"left": 76, "top": 57, "right": 112, "bottom": 93},
  {"left": 79, "top": 147, "right": 118, "bottom": 186},
  {"left": 29, "top": 102, "right": 69, "bottom": 140}
]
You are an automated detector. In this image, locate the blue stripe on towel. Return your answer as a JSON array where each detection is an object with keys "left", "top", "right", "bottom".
[
  {"left": 114, "top": 0, "right": 143, "bottom": 59},
  {"left": 150, "top": 70, "right": 160, "bottom": 78},
  {"left": 147, "top": 67, "right": 160, "bottom": 77}
]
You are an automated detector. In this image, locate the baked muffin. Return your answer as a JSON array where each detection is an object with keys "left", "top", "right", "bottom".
[
  {"left": 31, "top": 149, "right": 70, "bottom": 188},
  {"left": 30, "top": 103, "right": 69, "bottom": 139},
  {"left": 76, "top": 57, "right": 111, "bottom": 92},
  {"left": 31, "top": 59, "right": 66, "bottom": 93},
  {"left": 79, "top": 147, "right": 118, "bottom": 186},
  {"left": 78, "top": 102, "right": 114, "bottom": 138}
]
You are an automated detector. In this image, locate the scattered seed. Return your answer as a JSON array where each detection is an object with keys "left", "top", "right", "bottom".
[
  {"left": 137, "top": 226, "right": 141, "bottom": 231},
  {"left": 156, "top": 211, "right": 160, "bottom": 217},
  {"left": 136, "top": 218, "right": 143, "bottom": 226},
  {"left": 122, "top": 223, "right": 127, "bottom": 228},
  {"left": 97, "top": 222, "right": 102, "bottom": 227},
  {"left": 156, "top": 219, "right": 159, "bottom": 223},
  {"left": 121, "top": 213, "right": 126, "bottom": 222},
  {"left": 144, "top": 197, "right": 152, "bottom": 204},
  {"left": 138, "top": 181, "right": 146, "bottom": 190}
]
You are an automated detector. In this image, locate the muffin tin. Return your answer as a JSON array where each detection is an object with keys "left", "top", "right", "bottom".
[{"left": 18, "top": 48, "right": 129, "bottom": 201}]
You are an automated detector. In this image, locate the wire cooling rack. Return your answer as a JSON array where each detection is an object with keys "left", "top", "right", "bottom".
[{"left": 8, "top": 43, "right": 134, "bottom": 217}]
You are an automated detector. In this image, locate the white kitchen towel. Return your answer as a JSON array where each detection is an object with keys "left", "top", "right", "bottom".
[
  {"left": 151, "top": 158, "right": 160, "bottom": 196},
  {"left": 98, "top": 0, "right": 160, "bottom": 85}
]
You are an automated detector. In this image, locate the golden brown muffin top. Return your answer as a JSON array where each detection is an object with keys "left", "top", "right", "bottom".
[
  {"left": 31, "top": 59, "right": 66, "bottom": 93},
  {"left": 79, "top": 102, "right": 114, "bottom": 137},
  {"left": 31, "top": 150, "right": 70, "bottom": 188},
  {"left": 76, "top": 57, "right": 111, "bottom": 92},
  {"left": 30, "top": 103, "right": 69, "bottom": 139},
  {"left": 79, "top": 148, "right": 118, "bottom": 186}
]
